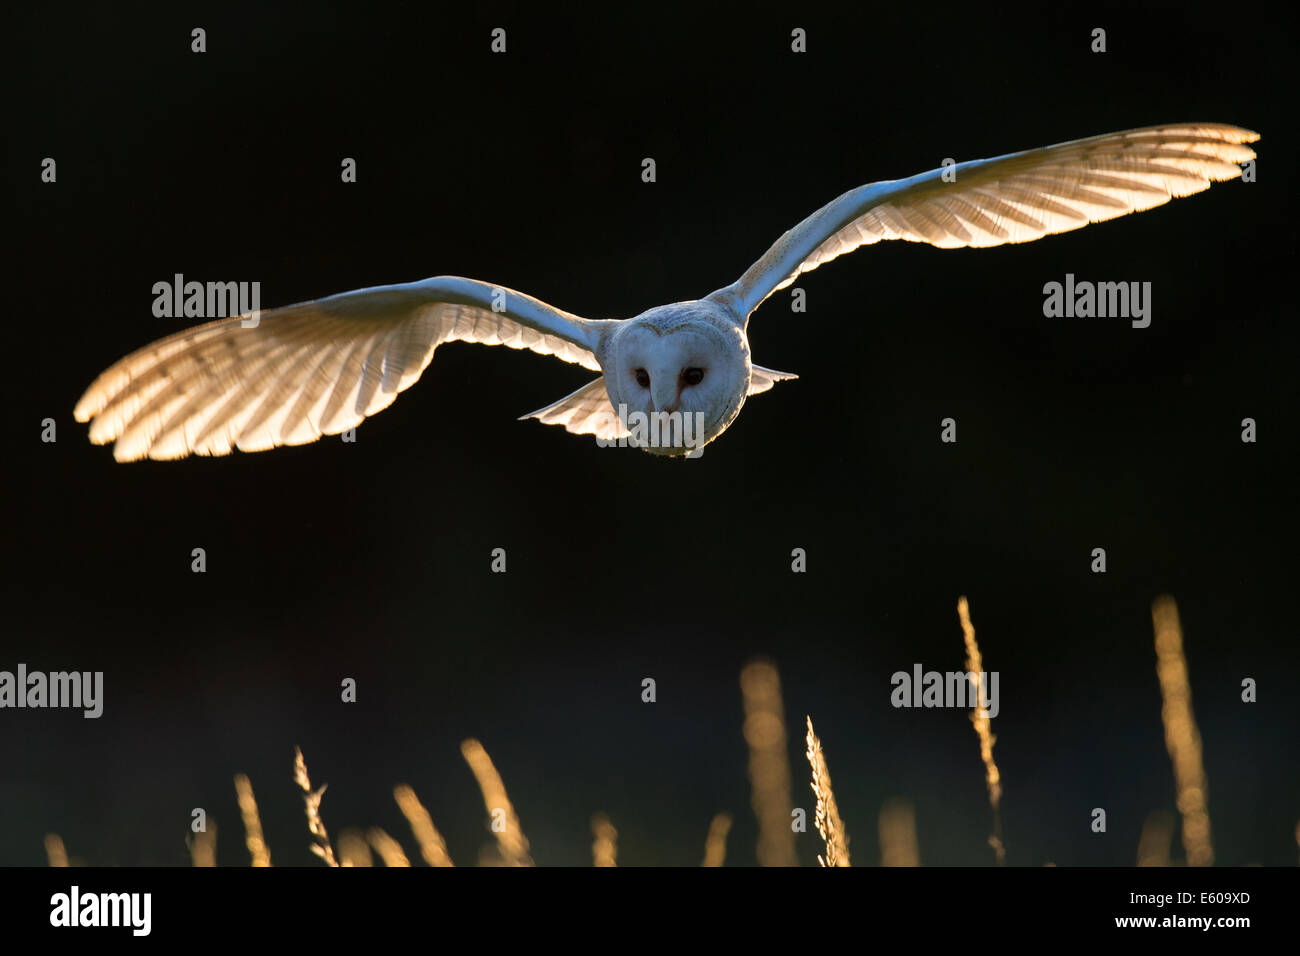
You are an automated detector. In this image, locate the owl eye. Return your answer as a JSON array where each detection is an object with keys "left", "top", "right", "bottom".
[
  {"left": 682, "top": 367, "right": 705, "bottom": 386},
  {"left": 634, "top": 368, "right": 650, "bottom": 388}
]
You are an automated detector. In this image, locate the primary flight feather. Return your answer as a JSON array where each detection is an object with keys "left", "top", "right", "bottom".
[{"left": 75, "top": 123, "right": 1258, "bottom": 461}]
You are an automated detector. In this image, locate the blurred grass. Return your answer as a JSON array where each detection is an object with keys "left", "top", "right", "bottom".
[{"left": 43, "top": 594, "right": 1284, "bottom": 867}]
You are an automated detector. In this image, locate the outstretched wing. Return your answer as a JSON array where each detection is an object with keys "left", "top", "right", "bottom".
[
  {"left": 712, "top": 124, "right": 1258, "bottom": 319},
  {"left": 74, "top": 276, "right": 601, "bottom": 461}
]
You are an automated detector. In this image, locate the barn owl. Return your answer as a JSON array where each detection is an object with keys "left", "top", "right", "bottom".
[{"left": 75, "top": 123, "right": 1257, "bottom": 461}]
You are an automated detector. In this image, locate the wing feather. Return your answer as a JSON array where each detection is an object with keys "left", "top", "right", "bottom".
[
  {"left": 75, "top": 277, "right": 600, "bottom": 461},
  {"left": 716, "top": 124, "right": 1258, "bottom": 316},
  {"left": 520, "top": 377, "right": 629, "bottom": 441}
]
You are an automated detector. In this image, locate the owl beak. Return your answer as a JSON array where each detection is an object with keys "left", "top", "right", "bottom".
[{"left": 651, "top": 383, "right": 679, "bottom": 414}]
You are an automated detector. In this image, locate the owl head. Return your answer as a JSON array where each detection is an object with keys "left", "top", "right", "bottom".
[{"left": 600, "top": 301, "right": 751, "bottom": 456}]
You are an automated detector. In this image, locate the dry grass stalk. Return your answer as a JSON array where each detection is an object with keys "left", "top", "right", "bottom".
[
  {"left": 234, "top": 773, "right": 272, "bottom": 867},
  {"left": 740, "top": 659, "right": 797, "bottom": 866},
  {"left": 293, "top": 746, "right": 338, "bottom": 867},
  {"left": 44, "top": 834, "right": 68, "bottom": 867},
  {"left": 1137, "top": 810, "right": 1175, "bottom": 867},
  {"left": 191, "top": 820, "right": 217, "bottom": 867},
  {"left": 338, "top": 828, "right": 373, "bottom": 867},
  {"left": 958, "top": 596, "right": 1005, "bottom": 864},
  {"left": 366, "top": 827, "right": 411, "bottom": 867},
  {"left": 805, "top": 716, "right": 851, "bottom": 866},
  {"left": 591, "top": 813, "right": 618, "bottom": 867},
  {"left": 460, "top": 738, "right": 533, "bottom": 866},
  {"left": 878, "top": 798, "right": 920, "bottom": 866},
  {"left": 393, "top": 784, "right": 454, "bottom": 866},
  {"left": 1152, "top": 595, "right": 1214, "bottom": 866},
  {"left": 701, "top": 813, "right": 732, "bottom": 867}
]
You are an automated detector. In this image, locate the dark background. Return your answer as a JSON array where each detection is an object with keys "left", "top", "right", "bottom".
[{"left": 5, "top": 3, "right": 1296, "bottom": 867}]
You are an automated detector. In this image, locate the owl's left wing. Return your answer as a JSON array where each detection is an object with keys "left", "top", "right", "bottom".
[
  {"left": 74, "top": 276, "right": 602, "bottom": 461},
  {"left": 709, "top": 123, "right": 1258, "bottom": 320}
]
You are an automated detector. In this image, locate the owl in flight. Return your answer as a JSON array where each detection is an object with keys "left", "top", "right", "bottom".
[{"left": 75, "top": 123, "right": 1257, "bottom": 461}]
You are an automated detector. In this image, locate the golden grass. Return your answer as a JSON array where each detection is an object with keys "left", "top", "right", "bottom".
[
  {"left": 958, "top": 596, "right": 1005, "bottom": 864},
  {"left": 740, "top": 659, "right": 796, "bottom": 866},
  {"left": 393, "top": 784, "right": 454, "bottom": 866},
  {"left": 338, "top": 828, "right": 373, "bottom": 867},
  {"left": 878, "top": 797, "right": 920, "bottom": 866},
  {"left": 591, "top": 813, "right": 618, "bottom": 867},
  {"left": 1152, "top": 595, "right": 1214, "bottom": 866},
  {"left": 1137, "top": 810, "right": 1174, "bottom": 866},
  {"left": 191, "top": 820, "right": 217, "bottom": 867},
  {"left": 366, "top": 827, "right": 412, "bottom": 867},
  {"left": 805, "top": 716, "right": 851, "bottom": 866},
  {"left": 460, "top": 738, "right": 533, "bottom": 866},
  {"left": 44, "top": 833, "right": 68, "bottom": 867},
  {"left": 44, "top": 596, "right": 1286, "bottom": 866},
  {"left": 701, "top": 813, "right": 732, "bottom": 866},
  {"left": 234, "top": 773, "right": 271, "bottom": 867},
  {"left": 293, "top": 746, "right": 338, "bottom": 867}
]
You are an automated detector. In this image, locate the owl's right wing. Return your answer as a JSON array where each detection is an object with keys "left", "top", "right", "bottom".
[
  {"left": 710, "top": 123, "right": 1258, "bottom": 321},
  {"left": 520, "top": 377, "right": 630, "bottom": 441},
  {"left": 74, "top": 276, "right": 603, "bottom": 462}
]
